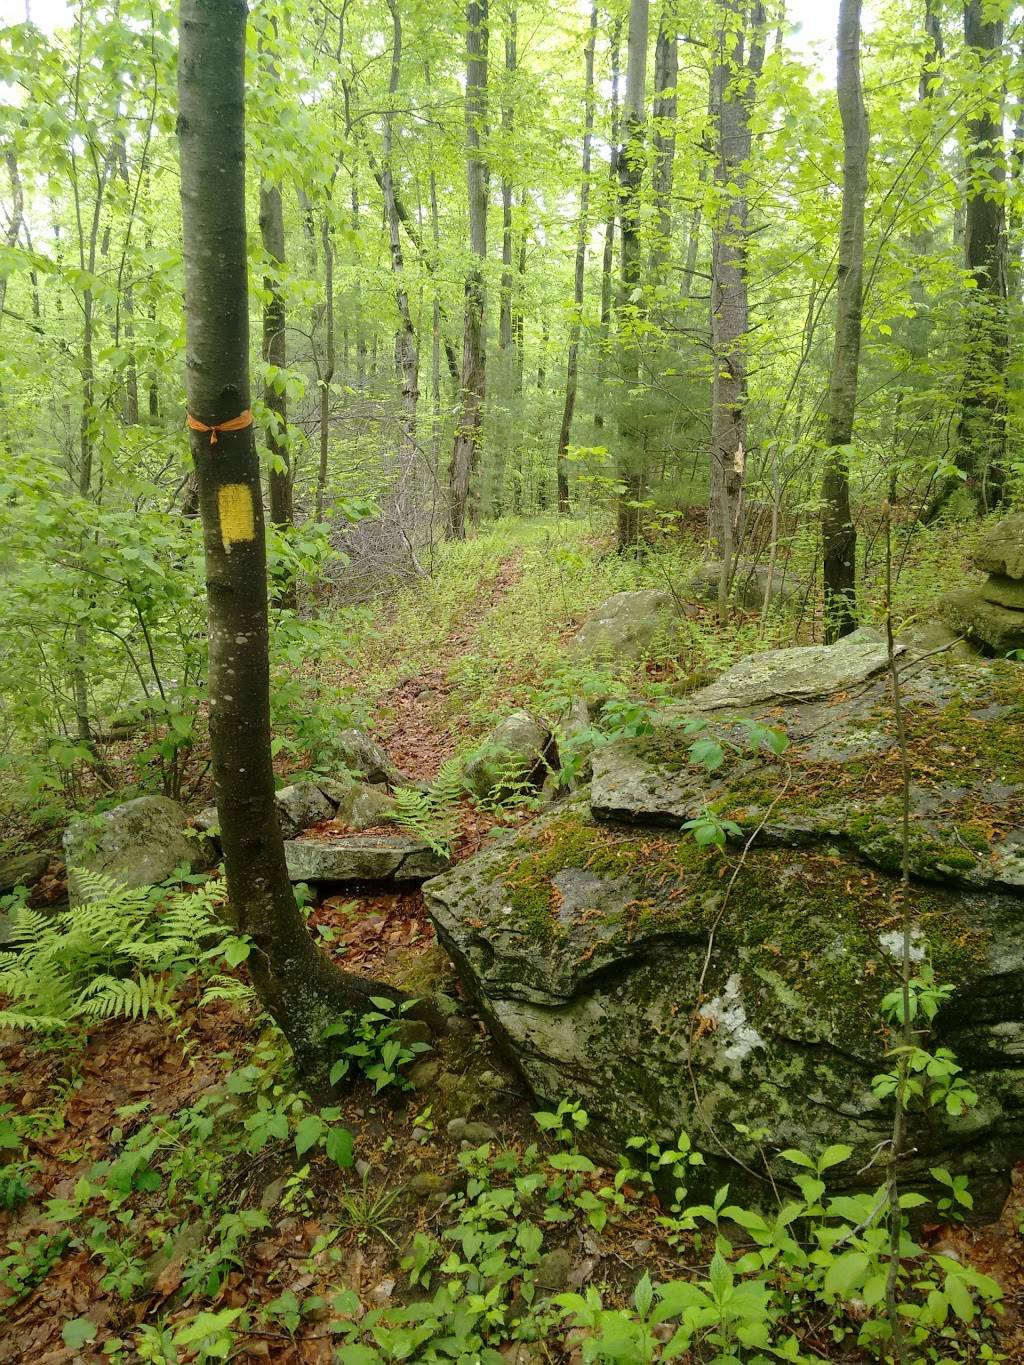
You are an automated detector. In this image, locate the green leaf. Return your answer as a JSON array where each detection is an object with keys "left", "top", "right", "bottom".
[
  {"left": 326, "top": 1126, "right": 354, "bottom": 1168},
  {"left": 62, "top": 1319, "right": 98, "bottom": 1349},
  {"left": 633, "top": 1269, "right": 653, "bottom": 1318},
  {"left": 294, "top": 1114, "right": 324, "bottom": 1159},
  {"left": 824, "top": 1250, "right": 870, "bottom": 1299}
]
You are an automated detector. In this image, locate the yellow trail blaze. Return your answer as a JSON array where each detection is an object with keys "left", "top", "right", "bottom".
[{"left": 218, "top": 483, "right": 255, "bottom": 552}]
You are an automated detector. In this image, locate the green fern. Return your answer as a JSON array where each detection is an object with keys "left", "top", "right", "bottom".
[
  {"left": 392, "top": 760, "right": 465, "bottom": 856},
  {"left": 0, "top": 876, "right": 248, "bottom": 1035}
]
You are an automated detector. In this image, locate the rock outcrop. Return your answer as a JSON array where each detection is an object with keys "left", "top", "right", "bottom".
[
  {"left": 940, "top": 514, "right": 1024, "bottom": 655},
  {"left": 425, "top": 636, "right": 1024, "bottom": 1218},
  {"left": 64, "top": 796, "right": 214, "bottom": 903}
]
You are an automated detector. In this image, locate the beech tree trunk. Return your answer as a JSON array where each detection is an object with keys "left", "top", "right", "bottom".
[
  {"left": 958, "top": 0, "right": 1008, "bottom": 511},
  {"left": 178, "top": 0, "right": 404, "bottom": 1077},
  {"left": 615, "top": 0, "right": 650, "bottom": 550},
  {"left": 448, "top": 0, "right": 489, "bottom": 539},
  {"left": 555, "top": 6, "right": 597, "bottom": 515},
  {"left": 708, "top": 0, "right": 764, "bottom": 620},
  {"left": 821, "top": 0, "right": 867, "bottom": 642}
]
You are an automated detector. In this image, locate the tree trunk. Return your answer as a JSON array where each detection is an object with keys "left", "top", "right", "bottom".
[
  {"left": 0, "top": 150, "right": 24, "bottom": 324},
  {"left": 649, "top": 0, "right": 677, "bottom": 280},
  {"left": 594, "top": 18, "right": 621, "bottom": 430},
  {"left": 259, "top": 180, "right": 293, "bottom": 530},
  {"left": 615, "top": 0, "right": 650, "bottom": 550},
  {"left": 821, "top": 0, "right": 868, "bottom": 642},
  {"left": 177, "top": 0, "right": 405, "bottom": 1077},
  {"left": 708, "top": 0, "right": 764, "bottom": 620},
  {"left": 315, "top": 202, "right": 335, "bottom": 521},
  {"left": 383, "top": 0, "right": 421, "bottom": 557},
  {"left": 555, "top": 6, "right": 597, "bottom": 515},
  {"left": 448, "top": 0, "right": 489, "bottom": 540},
  {"left": 958, "top": 0, "right": 1008, "bottom": 511},
  {"left": 492, "top": 1, "right": 517, "bottom": 517}
]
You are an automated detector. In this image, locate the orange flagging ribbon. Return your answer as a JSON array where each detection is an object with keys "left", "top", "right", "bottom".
[{"left": 186, "top": 409, "right": 254, "bottom": 446}]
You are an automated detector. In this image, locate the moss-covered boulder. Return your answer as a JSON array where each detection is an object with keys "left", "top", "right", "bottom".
[
  {"left": 570, "top": 590, "right": 679, "bottom": 660},
  {"left": 424, "top": 643, "right": 1024, "bottom": 1219}
]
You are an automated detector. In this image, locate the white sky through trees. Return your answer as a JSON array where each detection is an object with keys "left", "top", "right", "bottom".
[{"left": 4, "top": 1, "right": 844, "bottom": 63}]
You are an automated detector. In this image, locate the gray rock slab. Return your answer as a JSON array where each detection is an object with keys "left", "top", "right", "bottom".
[{"left": 284, "top": 835, "right": 449, "bottom": 883}]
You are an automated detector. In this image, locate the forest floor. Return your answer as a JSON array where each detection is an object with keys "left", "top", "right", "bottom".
[{"left": 2, "top": 518, "right": 1023, "bottom": 1363}]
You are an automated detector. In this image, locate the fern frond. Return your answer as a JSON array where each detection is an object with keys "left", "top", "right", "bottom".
[
  {"left": 74, "top": 973, "right": 177, "bottom": 1023},
  {"left": 200, "top": 975, "right": 257, "bottom": 1010}
]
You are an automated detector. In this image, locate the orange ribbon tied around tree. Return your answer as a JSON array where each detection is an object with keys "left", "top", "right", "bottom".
[{"left": 186, "top": 409, "right": 254, "bottom": 446}]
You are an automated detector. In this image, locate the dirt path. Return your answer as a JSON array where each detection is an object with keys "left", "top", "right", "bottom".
[{"left": 378, "top": 550, "right": 525, "bottom": 783}]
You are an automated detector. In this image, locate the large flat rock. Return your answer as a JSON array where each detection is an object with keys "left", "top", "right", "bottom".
[
  {"left": 284, "top": 835, "right": 449, "bottom": 883},
  {"left": 425, "top": 642, "right": 1024, "bottom": 1219},
  {"left": 591, "top": 649, "right": 1024, "bottom": 893}
]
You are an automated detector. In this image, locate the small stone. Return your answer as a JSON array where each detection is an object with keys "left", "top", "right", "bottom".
[
  {"left": 275, "top": 782, "right": 336, "bottom": 838},
  {"left": 972, "top": 513, "right": 1024, "bottom": 579},
  {"left": 534, "top": 1247, "right": 573, "bottom": 1291},
  {"left": 406, "top": 1059, "right": 440, "bottom": 1091},
  {"left": 0, "top": 852, "right": 49, "bottom": 895},
  {"left": 369, "top": 1277, "right": 395, "bottom": 1306},
  {"left": 460, "top": 1121, "right": 498, "bottom": 1144},
  {"left": 395, "top": 1018, "right": 433, "bottom": 1051},
  {"left": 283, "top": 836, "right": 449, "bottom": 884},
  {"left": 571, "top": 590, "right": 678, "bottom": 660},
  {"left": 334, "top": 728, "right": 404, "bottom": 787},
  {"left": 336, "top": 782, "right": 398, "bottom": 831},
  {"left": 406, "top": 1172, "right": 449, "bottom": 1197},
  {"left": 982, "top": 574, "right": 1024, "bottom": 611},
  {"left": 194, "top": 805, "right": 220, "bottom": 835},
  {"left": 445, "top": 1015, "right": 477, "bottom": 1037},
  {"left": 463, "top": 711, "right": 553, "bottom": 800},
  {"left": 940, "top": 586, "right": 1024, "bottom": 655}
]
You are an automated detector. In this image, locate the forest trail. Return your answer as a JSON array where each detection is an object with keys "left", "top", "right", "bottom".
[{"left": 377, "top": 549, "right": 526, "bottom": 783}]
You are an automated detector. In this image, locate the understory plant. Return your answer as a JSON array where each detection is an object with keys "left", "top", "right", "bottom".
[{"left": 0, "top": 873, "right": 249, "bottom": 1032}]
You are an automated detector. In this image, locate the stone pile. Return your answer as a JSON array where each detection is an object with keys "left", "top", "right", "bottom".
[{"left": 940, "top": 513, "right": 1024, "bottom": 655}]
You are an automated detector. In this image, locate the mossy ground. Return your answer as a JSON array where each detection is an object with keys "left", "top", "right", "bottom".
[{"left": 494, "top": 811, "right": 720, "bottom": 943}]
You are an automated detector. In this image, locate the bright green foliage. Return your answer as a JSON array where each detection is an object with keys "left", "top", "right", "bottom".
[{"left": 0, "top": 874, "right": 248, "bottom": 1032}]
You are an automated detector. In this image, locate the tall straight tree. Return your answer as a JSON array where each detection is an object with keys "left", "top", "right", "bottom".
[
  {"left": 594, "top": 16, "right": 621, "bottom": 430},
  {"left": 382, "top": 0, "right": 421, "bottom": 550},
  {"left": 555, "top": 5, "right": 597, "bottom": 514},
  {"left": 492, "top": 0, "right": 517, "bottom": 516},
  {"left": 821, "top": 0, "right": 868, "bottom": 643},
  {"left": 649, "top": 0, "right": 677, "bottom": 279},
  {"left": 178, "top": 0, "right": 405, "bottom": 1074},
  {"left": 448, "top": 0, "right": 489, "bottom": 539},
  {"left": 958, "top": 0, "right": 1008, "bottom": 510},
  {"left": 258, "top": 28, "right": 292, "bottom": 530},
  {"left": 615, "top": 0, "right": 650, "bottom": 550},
  {"left": 708, "top": 0, "right": 764, "bottom": 621},
  {"left": 259, "top": 180, "right": 292, "bottom": 528}
]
